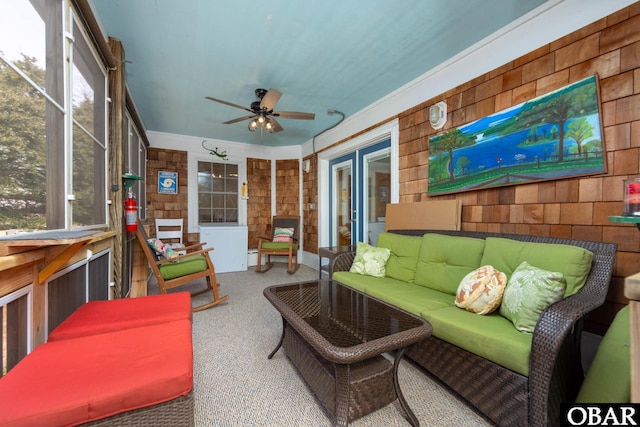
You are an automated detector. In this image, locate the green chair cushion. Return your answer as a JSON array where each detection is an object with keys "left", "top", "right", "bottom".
[
  {"left": 479, "top": 237, "right": 593, "bottom": 296},
  {"left": 159, "top": 254, "right": 208, "bottom": 280},
  {"left": 414, "top": 233, "right": 486, "bottom": 295},
  {"left": 576, "top": 305, "right": 630, "bottom": 403},
  {"left": 422, "top": 306, "right": 533, "bottom": 376},
  {"left": 261, "top": 242, "right": 298, "bottom": 251},
  {"left": 377, "top": 232, "right": 423, "bottom": 283}
]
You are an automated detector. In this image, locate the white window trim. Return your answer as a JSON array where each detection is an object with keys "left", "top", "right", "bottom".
[{"left": 187, "top": 152, "right": 247, "bottom": 234}]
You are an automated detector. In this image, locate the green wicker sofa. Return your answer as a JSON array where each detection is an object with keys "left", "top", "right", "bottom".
[{"left": 330, "top": 230, "right": 617, "bottom": 427}]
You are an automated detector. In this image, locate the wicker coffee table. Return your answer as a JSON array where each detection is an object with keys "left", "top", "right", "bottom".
[{"left": 264, "top": 279, "right": 432, "bottom": 426}]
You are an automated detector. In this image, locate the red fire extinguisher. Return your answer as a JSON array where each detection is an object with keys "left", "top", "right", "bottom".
[{"left": 124, "top": 191, "right": 138, "bottom": 232}]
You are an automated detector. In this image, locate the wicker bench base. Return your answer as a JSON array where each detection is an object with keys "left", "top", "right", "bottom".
[
  {"left": 83, "top": 391, "right": 194, "bottom": 427},
  {"left": 283, "top": 323, "right": 396, "bottom": 423},
  {"left": 407, "top": 335, "right": 528, "bottom": 426}
]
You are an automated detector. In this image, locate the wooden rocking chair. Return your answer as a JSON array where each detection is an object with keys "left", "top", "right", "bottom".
[
  {"left": 256, "top": 215, "right": 300, "bottom": 274},
  {"left": 136, "top": 223, "right": 229, "bottom": 312}
]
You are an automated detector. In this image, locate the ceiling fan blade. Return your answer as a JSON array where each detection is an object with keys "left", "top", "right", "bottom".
[
  {"left": 260, "top": 88, "right": 282, "bottom": 111},
  {"left": 205, "top": 96, "right": 253, "bottom": 113},
  {"left": 273, "top": 111, "right": 316, "bottom": 120},
  {"left": 223, "top": 115, "right": 255, "bottom": 125},
  {"left": 269, "top": 117, "right": 284, "bottom": 133}
]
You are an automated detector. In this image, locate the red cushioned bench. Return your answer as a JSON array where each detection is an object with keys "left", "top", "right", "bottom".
[
  {"left": 48, "top": 291, "right": 192, "bottom": 341},
  {"left": 0, "top": 293, "right": 194, "bottom": 427}
]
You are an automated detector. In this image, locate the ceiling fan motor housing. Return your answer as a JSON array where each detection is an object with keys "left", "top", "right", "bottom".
[{"left": 255, "top": 88, "right": 268, "bottom": 99}]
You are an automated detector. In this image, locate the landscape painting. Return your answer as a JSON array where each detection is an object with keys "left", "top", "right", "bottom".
[{"left": 427, "top": 75, "right": 606, "bottom": 195}]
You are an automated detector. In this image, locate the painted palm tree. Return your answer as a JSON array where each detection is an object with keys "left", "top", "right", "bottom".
[{"left": 433, "top": 129, "right": 476, "bottom": 181}]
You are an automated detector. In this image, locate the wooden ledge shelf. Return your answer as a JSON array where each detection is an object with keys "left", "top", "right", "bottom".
[
  {"left": 609, "top": 215, "right": 640, "bottom": 230},
  {"left": 0, "top": 230, "right": 115, "bottom": 284}
]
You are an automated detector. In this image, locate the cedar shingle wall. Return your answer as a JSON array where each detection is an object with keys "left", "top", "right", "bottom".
[
  {"left": 396, "top": 3, "right": 640, "bottom": 334},
  {"left": 275, "top": 159, "right": 300, "bottom": 216},
  {"left": 247, "top": 158, "right": 271, "bottom": 248},
  {"left": 303, "top": 155, "right": 318, "bottom": 254},
  {"left": 146, "top": 148, "right": 193, "bottom": 242}
]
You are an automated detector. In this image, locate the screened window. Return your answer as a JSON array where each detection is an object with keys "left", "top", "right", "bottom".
[
  {"left": 125, "top": 112, "right": 147, "bottom": 220},
  {"left": 197, "top": 162, "right": 238, "bottom": 224},
  {"left": 0, "top": 0, "right": 107, "bottom": 233}
]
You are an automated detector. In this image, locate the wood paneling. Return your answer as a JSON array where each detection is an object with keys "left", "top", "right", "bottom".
[
  {"left": 395, "top": 3, "right": 640, "bottom": 333},
  {"left": 247, "top": 158, "right": 271, "bottom": 249},
  {"left": 146, "top": 148, "right": 191, "bottom": 241}
]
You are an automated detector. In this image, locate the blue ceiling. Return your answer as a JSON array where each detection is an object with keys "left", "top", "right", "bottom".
[{"left": 90, "top": 0, "right": 548, "bottom": 146}]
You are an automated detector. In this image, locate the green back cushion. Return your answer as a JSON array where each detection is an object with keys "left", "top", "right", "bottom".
[
  {"left": 479, "top": 237, "right": 594, "bottom": 296},
  {"left": 576, "top": 305, "right": 630, "bottom": 403},
  {"left": 377, "top": 232, "right": 423, "bottom": 283},
  {"left": 414, "top": 233, "right": 486, "bottom": 295}
]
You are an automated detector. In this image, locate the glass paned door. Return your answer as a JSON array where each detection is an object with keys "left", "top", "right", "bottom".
[
  {"left": 329, "top": 139, "right": 390, "bottom": 246},
  {"left": 358, "top": 142, "right": 391, "bottom": 246},
  {"left": 329, "top": 153, "right": 355, "bottom": 246}
]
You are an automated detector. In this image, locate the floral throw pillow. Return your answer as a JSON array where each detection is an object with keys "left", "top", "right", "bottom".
[
  {"left": 455, "top": 265, "right": 507, "bottom": 315},
  {"left": 273, "top": 227, "right": 295, "bottom": 242},
  {"left": 349, "top": 242, "right": 391, "bottom": 278},
  {"left": 500, "top": 261, "right": 567, "bottom": 333},
  {"left": 147, "top": 238, "right": 178, "bottom": 260}
]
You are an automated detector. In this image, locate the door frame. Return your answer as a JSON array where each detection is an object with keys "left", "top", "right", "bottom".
[{"left": 318, "top": 119, "right": 399, "bottom": 249}]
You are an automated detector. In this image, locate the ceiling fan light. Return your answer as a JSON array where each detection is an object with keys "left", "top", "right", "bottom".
[
  {"left": 257, "top": 114, "right": 266, "bottom": 124},
  {"left": 248, "top": 120, "right": 258, "bottom": 131}
]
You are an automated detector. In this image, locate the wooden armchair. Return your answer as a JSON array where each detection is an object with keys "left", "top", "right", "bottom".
[
  {"left": 136, "top": 224, "right": 229, "bottom": 312},
  {"left": 256, "top": 215, "right": 300, "bottom": 274}
]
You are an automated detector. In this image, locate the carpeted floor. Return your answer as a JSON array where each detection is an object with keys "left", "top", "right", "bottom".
[{"left": 149, "top": 263, "right": 494, "bottom": 426}]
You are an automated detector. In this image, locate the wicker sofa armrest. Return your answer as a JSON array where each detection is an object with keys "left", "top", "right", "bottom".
[
  {"left": 528, "top": 245, "right": 616, "bottom": 426},
  {"left": 329, "top": 251, "right": 356, "bottom": 277}
]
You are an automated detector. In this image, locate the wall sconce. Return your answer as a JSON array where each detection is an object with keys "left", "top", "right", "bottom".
[
  {"left": 429, "top": 101, "right": 447, "bottom": 130},
  {"left": 302, "top": 159, "right": 311, "bottom": 173}
]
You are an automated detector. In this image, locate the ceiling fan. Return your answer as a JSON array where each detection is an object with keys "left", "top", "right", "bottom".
[{"left": 205, "top": 88, "right": 315, "bottom": 133}]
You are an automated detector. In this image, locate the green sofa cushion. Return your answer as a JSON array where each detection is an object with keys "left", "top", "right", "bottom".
[
  {"left": 479, "top": 237, "right": 593, "bottom": 296},
  {"left": 332, "top": 271, "right": 374, "bottom": 293},
  {"left": 576, "top": 305, "right": 630, "bottom": 403},
  {"left": 377, "top": 232, "right": 423, "bottom": 283},
  {"left": 422, "top": 306, "right": 533, "bottom": 376},
  {"left": 159, "top": 254, "right": 208, "bottom": 280},
  {"left": 414, "top": 233, "right": 486, "bottom": 295},
  {"left": 332, "top": 271, "right": 456, "bottom": 316},
  {"left": 365, "top": 282, "right": 456, "bottom": 316}
]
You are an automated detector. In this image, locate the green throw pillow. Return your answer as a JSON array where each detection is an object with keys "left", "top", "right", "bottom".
[
  {"left": 500, "top": 261, "right": 567, "bottom": 333},
  {"left": 349, "top": 242, "right": 391, "bottom": 278}
]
